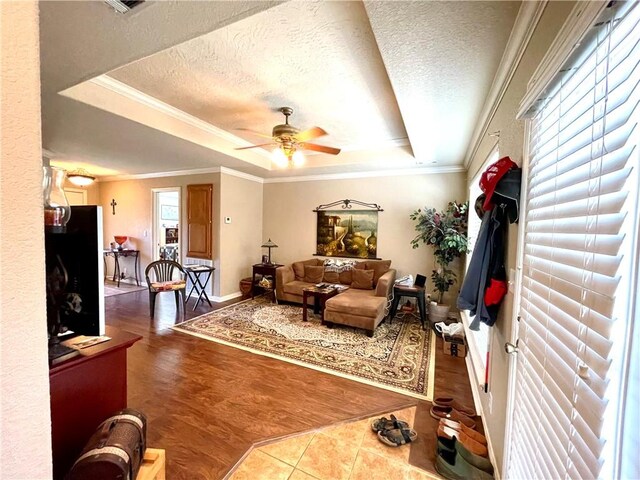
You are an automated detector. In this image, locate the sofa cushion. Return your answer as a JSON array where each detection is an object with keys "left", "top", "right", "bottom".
[
  {"left": 292, "top": 262, "right": 306, "bottom": 280},
  {"left": 338, "top": 269, "right": 353, "bottom": 284},
  {"left": 283, "top": 280, "right": 312, "bottom": 297},
  {"left": 353, "top": 261, "right": 366, "bottom": 270},
  {"left": 366, "top": 260, "right": 392, "bottom": 284},
  {"left": 304, "top": 265, "right": 324, "bottom": 283},
  {"left": 323, "top": 270, "right": 340, "bottom": 283},
  {"left": 326, "top": 292, "right": 385, "bottom": 318},
  {"left": 351, "top": 269, "right": 374, "bottom": 289}
]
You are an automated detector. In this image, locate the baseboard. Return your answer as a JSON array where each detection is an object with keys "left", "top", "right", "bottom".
[{"left": 212, "top": 291, "right": 242, "bottom": 303}]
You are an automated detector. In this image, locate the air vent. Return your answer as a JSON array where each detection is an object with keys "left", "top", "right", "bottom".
[{"left": 104, "top": 0, "right": 145, "bottom": 14}]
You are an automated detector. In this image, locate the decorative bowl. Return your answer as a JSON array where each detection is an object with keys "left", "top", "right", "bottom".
[{"left": 114, "top": 236, "right": 128, "bottom": 246}]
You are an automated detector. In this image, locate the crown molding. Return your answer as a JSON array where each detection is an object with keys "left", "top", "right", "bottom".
[
  {"left": 89, "top": 75, "right": 272, "bottom": 160},
  {"left": 262, "top": 165, "right": 466, "bottom": 184},
  {"left": 219, "top": 166, "right": 264, "bottom": 184},
  {"left": 100, "top": 166, "right": 222, "bottom": 182},
  {"left": 99, "top": 164, "right": 465, "bottom": 183},
  {"left": 463, "top": 0, "right": 548, "bottom": 169}
]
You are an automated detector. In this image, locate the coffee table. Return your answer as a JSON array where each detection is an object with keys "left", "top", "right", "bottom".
[{"left": 302, "top": 285, "right": 347, "bottom": 322}]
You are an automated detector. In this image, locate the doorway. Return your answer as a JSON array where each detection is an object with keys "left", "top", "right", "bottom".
[{"left": 152, "top": 188, "right": 181, "bottom": 262}]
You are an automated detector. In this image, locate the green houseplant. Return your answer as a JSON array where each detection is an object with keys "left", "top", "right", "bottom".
[{"left": 410, "top": 201, "right": 469, "bottom": 321}]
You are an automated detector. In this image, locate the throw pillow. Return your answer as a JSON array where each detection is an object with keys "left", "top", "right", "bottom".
[
  {"left": 292, "top": 262, "right": 306, "bottom": 280},
  {"left": 366, "top": 260, "right": 392, "bottom": 284},
  {"left": 304, "top": 265, "right": 325, "bottom": 283},
  {"left": 323, "top": 271, "right": 340, "bottom": 283},
  {"left": 351, "top": 269, "right": 374, "bottom": 289},
  {"left": 339, "top": 269, "right": 353, "bottom": 284}
]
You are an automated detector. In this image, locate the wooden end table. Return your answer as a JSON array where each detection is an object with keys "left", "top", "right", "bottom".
[
  {"left": 252, "top": 263, "right": 283, "bottom": 302},
  {"left": 302, "top": 286, "right": 347, "bottom": 323}
]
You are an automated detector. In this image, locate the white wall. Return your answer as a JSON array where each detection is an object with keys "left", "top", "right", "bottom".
[
  {"left": 0, "top": 1, "right": 53, "bottom": 477},
  {"left": 464, "top": 1, "right": 577, "bottom": 474}
]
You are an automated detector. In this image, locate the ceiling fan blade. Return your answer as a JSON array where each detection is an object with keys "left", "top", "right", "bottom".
[
  {"left": 300, "top": 143, "right": 341, "bottom": 155},
  {"left": 294, "top": 126, "right": 327, "bottom": 143},
  {"left": 235, "top": 128, "right": 274, "bottom": 140},
  {"left": 235, "top": 143, "right": 276, "bottom": 150}
]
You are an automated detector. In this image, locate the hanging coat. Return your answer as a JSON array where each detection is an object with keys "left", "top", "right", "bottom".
[{"left": 457, "top": 206, "right": 507, "bottom": 329}]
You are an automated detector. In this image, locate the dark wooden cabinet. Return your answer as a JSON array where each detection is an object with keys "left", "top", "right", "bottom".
[
  {"left": 49, "top": 327, "right": 141, "bottom": 479},
  {"left": 186, "top": 184, "right": 213, "bottom": 259}
]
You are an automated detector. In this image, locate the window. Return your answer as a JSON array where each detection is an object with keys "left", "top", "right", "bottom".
[
  {"left": 507, "top": 2, "right": 639, "bottom": 479},
  {"left": 462, "top": 148, "right": 500, "bottom": 385}
]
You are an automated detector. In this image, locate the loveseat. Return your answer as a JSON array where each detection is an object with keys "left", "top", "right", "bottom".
[{"left": 275, "top": 259, "right": 396, "bottom": 336}]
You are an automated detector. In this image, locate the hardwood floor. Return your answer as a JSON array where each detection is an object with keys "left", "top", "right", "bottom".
[{"left": 106, "top": 290, "right": 475, "bottom": 479}]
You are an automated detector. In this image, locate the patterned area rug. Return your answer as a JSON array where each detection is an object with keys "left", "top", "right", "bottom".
[{"left": 173, "top": 297, "right": 435, "bottom": 400}]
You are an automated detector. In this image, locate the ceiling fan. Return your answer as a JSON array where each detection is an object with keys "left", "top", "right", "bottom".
[{"left": 235, "top": 107, "right": 341, "bottom": 166}]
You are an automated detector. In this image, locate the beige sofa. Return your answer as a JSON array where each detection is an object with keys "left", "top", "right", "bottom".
[{"left": 275, "top": 259, "right": 396, "bottom": 336}]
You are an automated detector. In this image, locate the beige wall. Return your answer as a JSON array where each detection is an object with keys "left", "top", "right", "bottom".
[
  {"left": 464, "top": 1, "right": 576, "bottom": 473},
  {"left": 99, "top": 172, "right": 263, "bottom": 299},
  {"left": 98, "top": 173, "right": 221, "bottom": 292},
  {"left": 0, "top": 1, "right": 53, "bottom": 477},
  {"left": 262, "top": 172, "right": 466, "bottom": 304},
  {"left": 219, "top": 173, "right": 263, "bottom": 297}
]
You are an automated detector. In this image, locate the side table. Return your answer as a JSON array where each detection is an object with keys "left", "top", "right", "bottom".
[
  {"left": 184, "top": 265, "right": 215, "bottom": 311},
  {"left": 103, "top": 249, "right": 140, "bottom": 287},
  {"left": 388, "top": 284, "right": 427, "bottom": 330},
  {"left": 252, "top": 263, "right": 283, "bottom": 302}
]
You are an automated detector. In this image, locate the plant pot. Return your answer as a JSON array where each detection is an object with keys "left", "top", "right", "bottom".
[{"left": 429, "top": 303, "right": 451, "bottom": 325}]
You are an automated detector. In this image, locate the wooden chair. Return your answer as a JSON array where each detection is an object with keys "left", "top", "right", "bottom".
[{"left": 145, "top": 260, "right": 187, "bottom": 319}]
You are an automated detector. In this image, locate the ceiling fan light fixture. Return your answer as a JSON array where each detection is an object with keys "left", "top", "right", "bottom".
[
  {"left": 272, "top": 148, "right": 288, "bottom": 168},
  {"left": 67, "top": 168, "right": 96, "bottom": 186},
  {"left": 292, "top": 150, "right": 305, "bottom": 166}
]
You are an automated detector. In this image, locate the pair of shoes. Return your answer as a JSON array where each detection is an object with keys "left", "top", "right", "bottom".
[
  {"left": 433, "top": 397, "right": 476, "bottom": 417},
  {"left": 436, "top": 437, "right": 494, "bottom": 479},
  {"left": 371, "top": 414, "right": 418, "bottom": 447},
  {"left": 430, "top": 405, "right": 476, "bottom": 428},
  {"left": 434, "top": 322, "right": 464, "bottom": 338},
  {"left": 371, "top": 414, "right": 408, "bottom": 433},
  {"left": 440, "top": 418, "right": 487, "bottom": 445},
  {"left": 377, "top": 426, "right": 418, "bottom": 447},
  {"left": 438, "top": 423, "right": 488, "bottom": 457}
]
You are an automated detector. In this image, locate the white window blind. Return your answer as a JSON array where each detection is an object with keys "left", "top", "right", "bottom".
[{"left": 508, "top": 2, "right": 640, "bottom": 479}]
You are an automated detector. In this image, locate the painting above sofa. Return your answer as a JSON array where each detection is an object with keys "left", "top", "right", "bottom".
[{"left": 316, "top": 209, "right": 378, "bottom": 258}]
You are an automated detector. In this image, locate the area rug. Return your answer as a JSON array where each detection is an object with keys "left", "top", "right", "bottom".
[
  {"left": 172, "top": 297, "right": 435, "bottom": 400},
  {"left": 104, "top": 280, "right": 146, "bottom": 297}
]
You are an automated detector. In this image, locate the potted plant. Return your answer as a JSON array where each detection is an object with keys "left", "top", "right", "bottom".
[{"left": 410, "top": 201, "right": 469, "bottom": 323}]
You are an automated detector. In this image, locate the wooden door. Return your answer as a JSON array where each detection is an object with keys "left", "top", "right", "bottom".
[{"left": 186, "top": 184, "right": 212, "bottom": 259}]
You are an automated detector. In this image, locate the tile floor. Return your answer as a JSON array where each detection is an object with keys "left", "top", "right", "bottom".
[{"left": 229, "top": 406, "right": 441, "bottom": 480}]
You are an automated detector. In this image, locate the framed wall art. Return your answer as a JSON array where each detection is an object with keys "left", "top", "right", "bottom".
[{"left": 314, "top": 199, "right": 383, "bottom": 259}]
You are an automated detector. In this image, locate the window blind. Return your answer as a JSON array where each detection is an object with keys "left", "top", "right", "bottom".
[{"left": 507, "top": 2, "right": 640, "bottom": 479}]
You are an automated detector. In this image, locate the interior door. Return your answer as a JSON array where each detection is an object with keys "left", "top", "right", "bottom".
[{"left": 186, "top": 184, "right": 212, "bottom": 259}]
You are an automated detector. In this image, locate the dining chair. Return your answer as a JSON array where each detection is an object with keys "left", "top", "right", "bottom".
[{"left": 145, "top": 260, "right": 187, "bottom": 319}]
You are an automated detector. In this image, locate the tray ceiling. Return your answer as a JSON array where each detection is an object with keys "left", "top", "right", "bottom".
[{"left": 41, "top": 0, "right": 520, "bottom": 178}]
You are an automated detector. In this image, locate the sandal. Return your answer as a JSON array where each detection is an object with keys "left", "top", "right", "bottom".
[
  {"left": 377, "top": 427, "right": 418, "bottom": 447},
  {"left": 371, "top": 414, "right": 409, "bottom": 433},
  {"left": 430, "top": 405, "right": 476, "bottom": 428}
]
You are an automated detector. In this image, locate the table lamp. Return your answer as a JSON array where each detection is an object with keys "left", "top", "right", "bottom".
[{"left": 261, "top": 238, "right": 278, "bottom": 264}]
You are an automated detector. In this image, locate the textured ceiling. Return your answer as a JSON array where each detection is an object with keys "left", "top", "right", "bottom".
[
  {"left": 109, "top": 0, "right": 407, "bottom": 151},
  {"left": 40, "top": 0, "right": 521, "bottom": 178}
]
